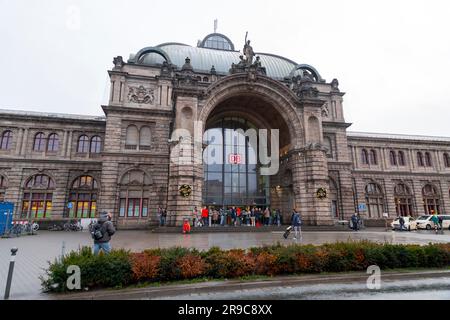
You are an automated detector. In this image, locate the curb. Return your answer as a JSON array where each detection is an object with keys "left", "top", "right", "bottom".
[{"left": 52, "top": 269, "right": 450, "bottom": 300}]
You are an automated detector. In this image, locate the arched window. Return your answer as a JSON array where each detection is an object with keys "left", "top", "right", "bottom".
[
  {"left": 444, "top": 153, "right": 450, "bottom": 168},
  {"left": 203, "top": 77, "right": 209, "bottom": 82},
  {"left": 22, "top": 174, "right": 55, "bottom": 218},
  {"left": 422, "top": 184, "right": 440, "bottom": 215},
  {"left": 0, "top": 130, "right": 13, "bottom": 150},
  {"left": 125, "top": 125, "right": 139, "bottom": 150},
  {"left": 90, "top": 136, "right": 102, "bottom": 153},
  {"left": 47, "top": 133, "right": 59, "bottom": 152},
  {"left": 398, "top": 151, "right": 406, "bottom": 166},
  {"left": 139, "top": 126, "right": 151, "bottom": 150},
  {"left": 365, "top": 182, "right": 384, "bottom": 218},
  {"left": 324, "top": 137, "right": 333, "bottom": 158},
  {"left": 389, "top": 151, "right": 397, "bottom": 166},
  {"left": 394, "top": 183, "right": 413, "bottom": 216},
  {"left": 33, "top": 133, "right": 46, "bottom": 152},
  {"left": 0, "top": 175, "right": 7, "bottom": 202},
  {"left": 68, "top": 175, "right": 98, "bottom": 218},
  {"left": 369, "top": 149, "right": 378, "bottom": 165},
  {"left": 77, "top": 135, "right": 89, "bottom": 153},
  {"left": 361, "top": 149, "right": 369, "bottom": 165},
  {"left": 118, "top": 169, "right": 151, "bottom": 218},
  {"left": 425, "top": 152, "right": 432, "bottom": 167},
  {"left": 417, "top": 152, "right": 424, "bottom": 167}
]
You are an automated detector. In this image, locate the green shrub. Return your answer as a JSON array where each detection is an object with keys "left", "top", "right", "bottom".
[
  {"left": 42, "top": 241, "right": 450, "bottom": 293},
  {"left": 41, "top": 247, "right": 132, "bottom": 292}
]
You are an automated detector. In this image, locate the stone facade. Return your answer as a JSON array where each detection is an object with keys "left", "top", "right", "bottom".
[{"left": 1, "top": 33, "right": 449, "bottom": 228}]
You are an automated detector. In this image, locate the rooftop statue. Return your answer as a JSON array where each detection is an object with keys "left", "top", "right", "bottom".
[{"left": 243, "top": 32, "right": 255, "bottom": 65}]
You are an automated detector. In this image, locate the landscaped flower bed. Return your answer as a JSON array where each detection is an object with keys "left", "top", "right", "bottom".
[{"left": 41, "top": 241, "right": 450, "bottom": 293}]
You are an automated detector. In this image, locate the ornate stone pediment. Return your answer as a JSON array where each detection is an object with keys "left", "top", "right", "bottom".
[{"left": 128, "top": 85, "right": 155, "bottom": 104}]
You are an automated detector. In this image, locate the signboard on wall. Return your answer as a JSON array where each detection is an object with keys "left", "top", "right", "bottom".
[{"left": 358, "top": 203, "right": 367, "bottom": 211}]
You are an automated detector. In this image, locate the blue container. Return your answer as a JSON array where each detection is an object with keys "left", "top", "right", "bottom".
[{"left": 0, "top": 202, "right": 14, "bottom": 236}]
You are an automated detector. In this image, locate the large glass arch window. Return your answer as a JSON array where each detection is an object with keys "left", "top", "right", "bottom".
[
  {"left": 394, "top": 183, "right": 413, "bottom": 216},
  {"left": 203, "top": 117, "right": 270, "bottom": 207},
  {"left": 68, "top": 175, "right": 98, "bottom": 218},
  {"left": 365, "top": 182, "right": 384, "bottom": 218},
  {"left": 422, "top": 184, "right": 440, "bottom": 215},
  {"left": 22, "top": 174, "right": 55, "bottom": 218},
  {"left": 118, "top": 170, "right": 151, "bottom": 218}
]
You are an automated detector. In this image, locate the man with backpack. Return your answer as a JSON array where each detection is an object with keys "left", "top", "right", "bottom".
[{"left": 91, "top": 212, "right": 116, "bottom": 255}]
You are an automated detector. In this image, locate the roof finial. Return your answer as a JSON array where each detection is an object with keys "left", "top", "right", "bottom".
[{"left": 214, "top": 19, "right": 218, "bottom": 33}]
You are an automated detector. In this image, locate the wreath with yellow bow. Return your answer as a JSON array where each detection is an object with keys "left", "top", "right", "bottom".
[
  {"left": 179, "top": 184, "right": 192, "bottom": 198},
  {"left": 316, "top": 187, "right": 328, "bottom": 199}
]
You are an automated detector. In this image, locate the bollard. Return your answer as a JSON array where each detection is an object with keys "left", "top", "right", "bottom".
[
  {"left": 61, "top": 241, "right": 66, "bottom": 260},
  {"left": 4, "top": 247, "right": 18, "bottom": 300}
]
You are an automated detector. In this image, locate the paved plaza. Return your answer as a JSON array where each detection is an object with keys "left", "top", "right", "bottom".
[{"left": 1, "top": 228, "right": 449, "bottom": 299}]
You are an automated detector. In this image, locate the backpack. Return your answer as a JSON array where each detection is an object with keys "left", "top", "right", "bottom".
[{"left": 91, "top": 223, "right": 104, "bottom": 241}]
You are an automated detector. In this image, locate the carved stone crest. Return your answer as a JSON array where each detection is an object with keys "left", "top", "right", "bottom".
[{"left": 128, "top": 85, "right": 155, "bottom": 104}]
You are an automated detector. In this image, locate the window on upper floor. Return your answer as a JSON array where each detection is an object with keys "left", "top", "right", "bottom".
[
  {"left": 77, "top": 135, "right": 89, "bottom": 153},
  {"left": 389, "top": 151, "right": 397, "bottom": 166},
  {"left": 369, "top": 149, "right": 377, "bottom": 165},
  {"left": 33, "top": 133, "right": 46, "bottom": 152},
  {"left": 47, "top": 133, "right": 59, "bottom": 152},
  {"left": 324, "top": 137, "right": 333, "bottom": 158},
  {"left": 398, "top": 151, "right": 406, "bottom": 166},
  {"left": 444, "top": 153, "right": 450, "bottom": 168},
  {"left": 361, "top": 149, "right": 369, "bottom": 165},
  {"left": 125, "top": 125, "right": 139, "bottom": 150},
  {"left": 425, "top": 152, "right": 432, "bottom": 167},
  {"left": 0, "top": 130, "right": 12, "bottom": 150},
  {"left": 90, "top": 136, "right": 102, "bottom": 153},
  {"left": 139, "top": 126, "right": 151, "bottom": 150},
  {"left": 417, "top": 152, "right": 424, "bottom": 167}
]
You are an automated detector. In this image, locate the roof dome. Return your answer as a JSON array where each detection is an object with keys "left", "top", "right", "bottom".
[{"left": 127, "top": 34, "right": 324, "bottom": 81}]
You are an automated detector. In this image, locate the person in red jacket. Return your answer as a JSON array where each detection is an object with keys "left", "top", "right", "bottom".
[
  {"left": 182, "top": 218, "right": 191, "bottom": 234},
  {"left": 201, "top": 206, "right": 209, "bottom": 227}
]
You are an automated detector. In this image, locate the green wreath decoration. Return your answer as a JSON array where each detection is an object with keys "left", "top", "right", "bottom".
[
  {"left": 316, "top": 187, "right": 328, "bottom": 199},
  {"left": 179, "top": 184, "right": 192, "bottom": 198}
]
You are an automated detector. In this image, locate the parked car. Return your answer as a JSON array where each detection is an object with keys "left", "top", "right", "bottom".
[
  {"left": 415, "top": 215, "right": 450, "bottom": 230},
  {"left": 391, "top": 216, "right": 417, "bottom": 231}
]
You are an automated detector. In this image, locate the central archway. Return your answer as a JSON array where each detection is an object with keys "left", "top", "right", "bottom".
[{"left": 199, "top": 74, "right": 303, "bottom": 212}]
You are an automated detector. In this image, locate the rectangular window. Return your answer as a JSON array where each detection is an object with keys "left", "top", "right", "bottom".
[
  {"left": 90, "top": 201, "right": 96, "bottom": 218},
  {"left": 119, "top": 199, "right": 126, "bottom": 217},
  {"left": 22, "top": 200, "right": 29, "bottom": 217},
  {"left": 142, "top": 199, "right": 148, "bottom": 217}
]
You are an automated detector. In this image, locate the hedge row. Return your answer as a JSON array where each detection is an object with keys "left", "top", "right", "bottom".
[{"left": 41, "top": 241, "right": 450, "bottom": 292}]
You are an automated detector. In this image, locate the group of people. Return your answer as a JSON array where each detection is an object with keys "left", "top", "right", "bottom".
[{"left": 190, "top": 206, "right": 283, "bottom": 228}]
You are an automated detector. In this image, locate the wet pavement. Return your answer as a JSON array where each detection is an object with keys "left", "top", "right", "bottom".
[{"left": 1, "top": 228, "right": 449, "bottom": 299}]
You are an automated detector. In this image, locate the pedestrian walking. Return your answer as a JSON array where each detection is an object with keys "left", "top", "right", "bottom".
[
  {"left": 201, "top": 206, "right": 208, "bottom": 227},
  {"left": 250, "top": 208, "right": 256, "bottom": 227},
  {"left": 192, "top": 206, "right": 199, "bottom": 227},
  {"left": 91, "top": 212, "right": 115, "bottom": 255},
  {"left": 291, "top": 209, "right": 302, "bottom": 240},
  {"left": 351, "top": 212, "right": 359, "bottom": 231},
  {"left": 399, "top": 215, "right": 405, "bottom": 231},
  {"left": 431, "top": 213, "right": 440, "bottom": 234}
]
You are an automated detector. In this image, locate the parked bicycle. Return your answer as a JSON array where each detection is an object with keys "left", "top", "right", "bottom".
[
  {"left": 48, "top": 224, "right": 64, "bottom": 231},
  {"left": 63, "top": 220, "right": 83, "bottom": 231}
]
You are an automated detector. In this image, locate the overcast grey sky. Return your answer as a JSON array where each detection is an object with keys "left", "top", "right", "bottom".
[{"left": 1, "top": 0, "right": 450, "bottom": 136}]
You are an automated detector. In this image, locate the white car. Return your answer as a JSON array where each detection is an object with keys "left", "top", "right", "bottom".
[
  {"left": 391, "top": 216, "right": 417, "bottom": 231},
  {"left": 416, "top": 215, "right": 450, "bottom": 230}
]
